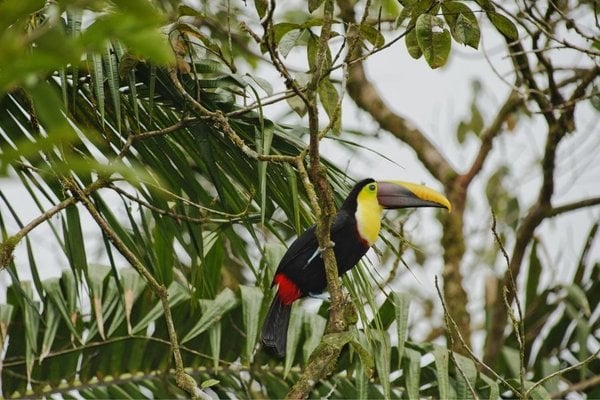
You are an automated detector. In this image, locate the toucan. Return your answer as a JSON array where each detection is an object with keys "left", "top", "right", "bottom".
[{"left": 261, "top": 178, "right": 451, "bottom": 357}]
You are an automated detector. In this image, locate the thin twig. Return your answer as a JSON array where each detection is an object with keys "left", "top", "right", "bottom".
[
  {"left": 492, "top": 211, "right": 526, "bottom": 398},
  {"left": 531, "top": 350, "right": 600, "bottom": 398},
  {"left": 0, "top": 178, "right": 110, "bottom": 269}
]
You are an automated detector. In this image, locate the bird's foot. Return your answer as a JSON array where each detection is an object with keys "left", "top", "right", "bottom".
[{"left": 305, "top": 241, "right": 336, "bottom": 268}]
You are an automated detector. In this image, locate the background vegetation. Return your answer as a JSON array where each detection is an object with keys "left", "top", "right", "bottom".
[{"left": 0, "top": 0, "right": 598, "bottom": 398}]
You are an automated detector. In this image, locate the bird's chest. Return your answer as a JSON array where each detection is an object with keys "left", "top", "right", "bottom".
[{"left": 355, "top": 202, "right": 382, "bottom": 246}]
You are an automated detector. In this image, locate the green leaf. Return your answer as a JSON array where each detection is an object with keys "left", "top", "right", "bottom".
[
  {"left": 308, "top": 0, "right": 325, "bottom": 13},
  {"left": 302, "top": 312, "right": 326, "bottom": 361},
  {"left": 284, "top": 304, "right": 304, "bottom": 376},
  {"left": 0, "top": 304, "right": 14, "bottom": 350},
  {"left": 273, "top": 23, "right": 301, "bottom": 45},
  {"left": 287, "top": 94, "right": 308, "bottom": 117},
  {"left": 201, "top": 378, "right": 220, "bottom": 389},
  {"left": 416, "top": 14, "right": 451, "bottom": 68},
  {"left": 433, "top": 345, "right": 450, "bottom": 399},
  {"left": 279, "top": 29, "right": 303, "bottom": 58},
  {"left": 359, "top": 23, "right": 385, "bottom": 48},
  {"left": 200, "top": 299, "right": 222, "bottom": 369},
  {"left": 442, "top": 1, "right": 480, "bottom": 48},
  {"left": 42, "top": 278, "right": 82, "bottom": 343},
  {"left": 240, "top": 285, "right": 264, "bottom": 363},
  {"left": 403, "top": 347, "right": 421, "bottom": 399},
  {"left": 454, "top": 13, "right": 480, "bottom": 48},
  {"left": 405, "top": 28, "right": 423, "bottom": 59},
  {"left": 502, "top": 346, "right": 521, "bottom": 380},
  {"left": 110, "top": 268, "right": 146, "bottom": 336},
  {"left": 254, "top": 0, "right": 268, "bottom": 17},
  {"left": 90, "top": 52, "right": 106, "bottom": 127},
  {"left": 181, "top": 288, "right": 237, "bottom": 343},
  {"left": 564, "top": 284, "right": 591, "bottom": 316},
  {"left": 373, "top": 330, "right": 391, "bottom": 399},
  {"left": 178, "top": 5, "right": 206, "bottom": 18},
  {"left": 454, "top": 353, "right": 478, "bottom": 399},
  {"left": 350, "top": 338, "right": 374, "bottom": 373},
  {"left": 318, "top": 77, "right": 340, "bottom": 133},
  {"left": 487, "top": 12, "right": 518, "bottom": 40},
  {"left": 40, "top": 300, "right": 61, "bottom": 362},
  {"left": 132, "top": 281, "right": 190, "bottom": 335},
  {"left": 65, "top": 205, "right": 88, "bottom": 281},
  {"left": 88, "top": 265, "right": 111, "bottom": 339},
  {"left": 525, "top": 239, "right": 542, "bottom": 312},
  {"left": 392, "top": 292, "right": 409, "bottom": 366},
  {"left": 480, "top": 374, "right": 500, "bottom": 400}
]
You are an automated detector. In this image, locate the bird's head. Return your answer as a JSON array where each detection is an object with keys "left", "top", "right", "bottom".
[
  {"left": 347, "top": 178, "right": 451, "bottom": 212},
  {"left": 347, "top": 178, "right": 451, "bottom": 246}
]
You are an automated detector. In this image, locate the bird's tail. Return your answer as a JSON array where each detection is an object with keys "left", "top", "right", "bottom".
[{"left": 261, "top": 294, "right": 291, "bottom": 357}]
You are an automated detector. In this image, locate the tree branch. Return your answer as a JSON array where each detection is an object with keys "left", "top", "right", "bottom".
[
  {"left": 0, "top": 178, "right": 109, "bottom": 269},
  {"left": 546, "top": 197, "right": 600, "bottom": 218},
  {"left": 62, "top": 178, "right": 203, "bottom": 398}
]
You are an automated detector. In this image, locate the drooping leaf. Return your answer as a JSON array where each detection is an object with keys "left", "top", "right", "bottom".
[
  {"left": 392, "top": 291, "right": 410, "bottom": 366},
  {"left": 240, "top": 285, "right": 264, "bottom": 363},
  {"left": 284, "top": 303, "right": 304, "bottom": 377},
  {"left": 403, "top": 347, "right": 421, "bottom": 399},
  {"left": 487, "top": 12, "right": 519, "bottom": 40},
  {"left": 181, "top": 288, "right": 237, "bottom": 343},
  {"left": 441, "top": 1, "right": 480, "bottom": 48},
  {"left": 433, "top": 345, "right": 450, "bottom": 399},
  {"left": 308, "top": 0, "right": 325, "bottom": 13},
  {"left": 415, "top": 14, "right": 451, "bottom": 68},
  {"left": 405, "top": 28, "right": 423, "bottom": 59},
  {"left": 318, "top": 77, "right": 340, "bottom": 133},
  {"left": 359, "top": 23, "right": 385, "bottom": 48}
]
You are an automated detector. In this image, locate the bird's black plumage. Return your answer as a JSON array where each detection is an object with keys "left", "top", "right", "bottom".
[{"left": 261, "top": 179, "right": 374, "bottom": 357}]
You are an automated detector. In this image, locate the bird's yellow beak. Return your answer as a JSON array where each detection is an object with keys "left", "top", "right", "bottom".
[{"left": 376, "top": 180, "right": 451, "bottom": 212}]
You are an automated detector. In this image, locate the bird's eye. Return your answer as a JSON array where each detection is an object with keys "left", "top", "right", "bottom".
[{"left": 368, "top": 184, "right": 376, "bottom": 192}]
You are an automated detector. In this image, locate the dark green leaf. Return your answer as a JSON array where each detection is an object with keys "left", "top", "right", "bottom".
[
  {"left": 254, "top": 0, "right": 268, "bottom": 17},
  {"left": 415, "top": 14, "right": 451, "bottom": 68},
  {"left": 359, "top": 23, "right": 385, "bottom": 48},
  {"left": 405, "top": 28, "right": 423, "bottom": 59},
  {"left": 442, "top": 1, "right": 480, "bottom": 48},
  {"left": 433, "top": 346, "right": 450, "bottom": 399},
  {"left": 318, "top": 78, "right": 340, "bottom": 133},
  {"left": 240, "top": 285, "right": 263, "bottom": 363},
  {"left": 278, "top": 29, "right": 304, "bottom": 58},
  {"left": 525, "top": 240, "right": 542, "bottom": 313},
  {"left": 284, "top": 304, "right": 304, "bottom": 376},
  {"left": 182, "top": 288, "right": 237, "bottom": 343},
  {"left": 487, "top": 12, "right": 519, "bottom": 40},
  {"left": 308, "top": 0, "right": 325, "bottom": 13}
]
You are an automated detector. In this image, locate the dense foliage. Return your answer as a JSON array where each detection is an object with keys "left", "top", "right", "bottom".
[{"left": 1, "top": 0, "right": 598, "bottom": 398}]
